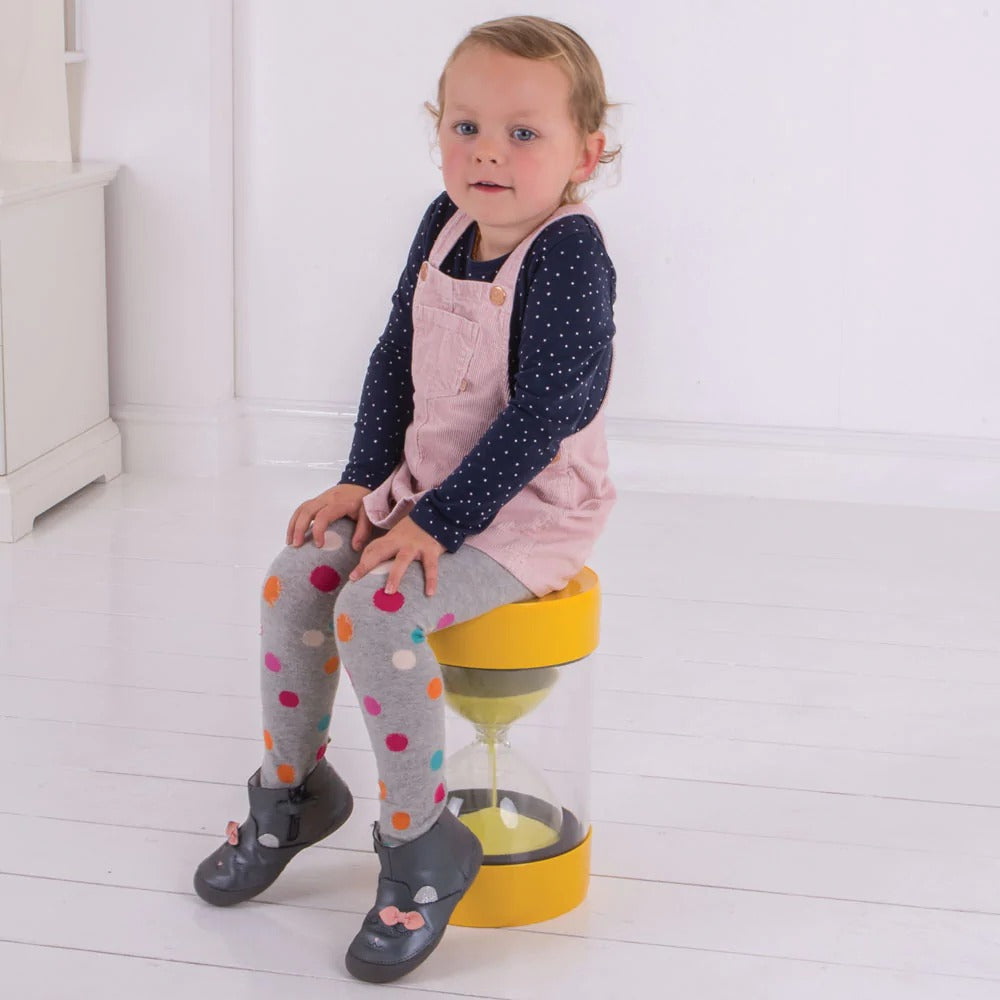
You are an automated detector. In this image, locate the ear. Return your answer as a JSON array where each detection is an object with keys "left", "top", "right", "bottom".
[{"left": 571, "top": 130, "right": 606, "bottom": 184}]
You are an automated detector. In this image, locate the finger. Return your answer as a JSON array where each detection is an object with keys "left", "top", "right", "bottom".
[
  {"left": 286, "top": 505, "right": 303, "bottom": 545},
  {"left": 293, "top": 503, "right": 322, "bottom": 548},
  {"left": 349, "top": 539, "right": 383, "bottom": 582},
  {"left": 385, "top": 551, "right": 415, "bottom": 596},
  {"left": 312, "top": 508, "right": 334, "bottom": 548},
  {"left": 352, "top": 507, "right": 373, "bottom": 551},
  {"left": 422, "top": 553, "right": 439, "bottom": 598}
]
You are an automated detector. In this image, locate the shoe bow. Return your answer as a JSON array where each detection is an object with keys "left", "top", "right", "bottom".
[{"left": 378, "top": 905, "right": 426, "bottom": 930}]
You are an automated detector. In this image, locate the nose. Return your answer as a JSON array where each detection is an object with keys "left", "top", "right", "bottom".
[{"left": 473, "top": 135, "right": 502, "bottom": 164}]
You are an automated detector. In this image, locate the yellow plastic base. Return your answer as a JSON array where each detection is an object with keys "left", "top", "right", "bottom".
[
  {"left": 449, "top": 827, "right": 592, "bottom": 928},
  {"left": 428, "top": 567, "right": 600, "bottom": 669}
]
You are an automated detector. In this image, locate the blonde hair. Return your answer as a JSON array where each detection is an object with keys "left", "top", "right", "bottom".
[{"left": 425, "top": 15, "right": 621, "bottom": 204}]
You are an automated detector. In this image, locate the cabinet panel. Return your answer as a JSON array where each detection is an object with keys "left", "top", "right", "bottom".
[{"left": 0, "top": 185, "right": 110, "bottom": 472}]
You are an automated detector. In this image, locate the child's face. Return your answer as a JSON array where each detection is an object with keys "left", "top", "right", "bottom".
[{"left": 438, "top": 44, "right": 604, "bottom": 254}]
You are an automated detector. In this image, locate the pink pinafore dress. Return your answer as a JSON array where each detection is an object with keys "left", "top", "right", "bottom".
[{"left": 362, "top": 202, "right": 616, "bottom": 597}]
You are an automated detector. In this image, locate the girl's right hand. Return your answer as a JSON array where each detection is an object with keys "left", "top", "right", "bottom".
[{"left": 286, "top": 483, "right": 374, "bottom": 550}]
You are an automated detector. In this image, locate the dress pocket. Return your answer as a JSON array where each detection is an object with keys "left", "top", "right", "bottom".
[{"left": 411, "top": 304, "right": 481, "bottom": 398}]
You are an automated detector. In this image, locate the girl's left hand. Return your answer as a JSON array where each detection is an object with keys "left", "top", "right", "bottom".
[{"left": 349, "top": 515, "right": 446, "bottom": 597}]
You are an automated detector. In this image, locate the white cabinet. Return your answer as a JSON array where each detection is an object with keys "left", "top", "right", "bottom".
[{"left": 0, "top": 161, "right": 121, "bottom": 541}]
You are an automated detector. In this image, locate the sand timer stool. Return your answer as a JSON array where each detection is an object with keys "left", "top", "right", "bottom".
[{"left": 426, "top": 566, "right": 601, "bottom": 928}]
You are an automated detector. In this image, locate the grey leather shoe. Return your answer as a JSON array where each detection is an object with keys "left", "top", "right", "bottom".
[
  {"left": 193, "top": 761, "right": 353, "bottom": 906},
  {"left": 345, "top": 807, "right": 483, "bottom": 983}
]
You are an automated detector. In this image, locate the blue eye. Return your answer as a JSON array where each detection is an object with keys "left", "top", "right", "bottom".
[
  {"left": 454, "top": 122, "right": 477, "bottom": 136},
  {"left": 512, "top": 128, "right": 537, "bottom": 142}
]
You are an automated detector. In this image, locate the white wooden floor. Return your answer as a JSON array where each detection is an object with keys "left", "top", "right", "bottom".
[{"left": 2, "top": 466, "right": 1000, "bottom": 999}]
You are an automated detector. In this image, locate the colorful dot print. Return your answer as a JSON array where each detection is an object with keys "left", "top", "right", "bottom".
[
  {"left": 264, "top": 652, "right": 282, "bottom": 673},
  {"left": 364, "top": 696, "right": 382, "bottom": 716},
  {"left": 426, "top": 677, "right": 443, "bottom": 700},
  {"left": 323, "top": 656, "right": 340, "bottom": 674},
  {"left": 411, "top": 628, "right": 425, "bottom": 643},
  {"left": 317, "top": 714, "right": 331, "bottom": 732},
  {"left": 310, "top": 565, "right": 341, "bottom": 592},
  {"left": 391, "top": 812, "right": 411, "bottom": 831},
  {"left": 378, "top": 780, "right": 387, "bottom": 800},
  {"left": 263, "top": 575, "right": 281, "bottom": 606},
  {"left": 278, "top": 690, "right": 300, "bottom": 708},
  {"left": 386, "top": 733, "right": 408, "bottom": 752},
  {"left": 277, "top": 764, "right": 296, "bottom": 784},
  {"left": 433, "top": 783, "right": 446, "bottom": 804},
  {"left": 430, "top": 750, "right": 443, "bottom": 771},
  {"left": 321, "top": 533, "right": 343, "bottom": 552},
  {"left": 263, "top": 729, "right": 274, "bottom": 751},
  {"left": 373, "top": 588, "right": 405, "bottom": 613},
  {"left": 315, "top": 743, "right": 328, "bottom": 761},
  {"left": 302, "top": 629, "right": 325, "bottom": 647},
  {"left": 436, "top": 613, "right": 455, "bottom": 630},
  {"left": 392, "top": 649, "right": 417, "bottom": 670},
  {"left": 336, "top": 614, "right": 354, "bottom": 641}
]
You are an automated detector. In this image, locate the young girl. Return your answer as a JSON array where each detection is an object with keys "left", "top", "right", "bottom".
[{"left": 194, "top": 15, "right": 620, "bottom": 984}]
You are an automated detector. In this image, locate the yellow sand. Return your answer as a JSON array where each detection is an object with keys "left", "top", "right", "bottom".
[
  {"left": 459, "top": 806, "right": 560, "bottom": 856},
  {"left": 444, "top": 689, "right": 549, "bottom": 728}
]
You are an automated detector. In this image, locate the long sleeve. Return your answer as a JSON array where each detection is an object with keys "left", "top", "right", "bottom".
[
  {"left": 339, "top": 195, "right": 455, "bottom": 489},
  {"left": 410, "top": 226, "right": 616, "bottom": 551}
]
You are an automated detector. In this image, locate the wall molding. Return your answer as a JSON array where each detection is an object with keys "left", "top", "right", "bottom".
[{"left": 112, "top": 397, "right": 1000, "bottom": 512}]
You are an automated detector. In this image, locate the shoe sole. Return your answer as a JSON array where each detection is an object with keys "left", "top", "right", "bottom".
[{"left": 193, "top": 795, "right": 353, "bottom": 907}]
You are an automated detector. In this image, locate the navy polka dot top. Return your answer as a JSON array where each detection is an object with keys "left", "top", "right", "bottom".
[{"left": 340, "top": 191, "right": 616, "bottom": 552}]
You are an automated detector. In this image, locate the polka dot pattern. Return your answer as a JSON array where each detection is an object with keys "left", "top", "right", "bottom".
[
  {"left": 310, "top": 565, "right": 341, "bottom": 592},
  {"left": 276, "top": 764, "right": 296, "bottom": 784},
  {"left": 302, "top": 629, "right": 325, "bottom": 647},
  {"left": 323, "top": 656, "right": 340, "bottom": 674},
  {"left": 392, "top": 649, "right": 417, "bottom": 671},
  {"left": 278, "top": 690, "right": 299, "bottom": 708},
  {"left": 373, "top": 588, "right": 405, "bottom": 613},
  {"left": 436, "top": 613, "right": 455, "bottom": 631},
  {"left": 433, "top": 783, "right": 446, "bottom": 804},
  {"left": 264, "top": 652, "right": 281, "bottom": 673},
  {"left": 386, "top": 733, "right": 409, "bottom": 752},
  {"left": 364, "top": 695, "right": 383, "bottom": 716},
  {"left": 317, "top": 714, "right": 331, "bottom": 732},
  {"left": 430, "top": 750, "right": 443, "bottom": 771},
  {"left": 426, "top": 677, "right": 443, "bottom": 700},
  {"left": 263, "top": 729, "right": 274, "bottom": 751},
  {"left": 337, "top": 192, "right": 615, "bottom": 557},
  {"left": 263, "top": 575, "right": 282, "bottom": 606},
  {"left": 391, "top": 811, "right": 411, "bottom": 831},
  {"left": 336, "top": 614, "right": 354, "bottom": 641}
]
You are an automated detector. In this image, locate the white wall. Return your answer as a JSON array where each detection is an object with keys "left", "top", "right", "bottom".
[
  {"left": 76, "top": 1, "right": 1000, "bottom": 505},
  {"left": 75, "top": 0, "right": 234, "bottom": 473}
]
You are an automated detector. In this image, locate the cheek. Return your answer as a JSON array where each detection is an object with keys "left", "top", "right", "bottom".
[{"left": 440, "top": 142, "right": 465, "bottom": 177}]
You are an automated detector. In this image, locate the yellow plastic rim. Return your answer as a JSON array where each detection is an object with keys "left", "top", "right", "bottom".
[
  {"left": 427, "top": 567, "right": 601, "bottom": 670},
  {"left": 449, "top": 827, "right": 592, "bottom": 928}
]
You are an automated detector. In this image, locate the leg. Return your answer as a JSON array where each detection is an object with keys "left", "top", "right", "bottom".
[
  {"left": 259, "top": 516, "right": 370, "bottom": 787},
  {"left": 334, "top": 543, "right": 532, "bottom": 842},
  {"left": 335, "top": 545, "right": 532, "bottom": 982},
  {"left": 193, "top": 516, "right": 376, "bottom": 906}
]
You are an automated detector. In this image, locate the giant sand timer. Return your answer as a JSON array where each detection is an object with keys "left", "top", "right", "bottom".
[{"left": 427, "top": 567, "right": 601, "bottom": 927}]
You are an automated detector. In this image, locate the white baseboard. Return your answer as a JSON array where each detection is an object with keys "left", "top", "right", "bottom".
[{"left": 112, "top": 398, "right": 1000, "bottom": 512}]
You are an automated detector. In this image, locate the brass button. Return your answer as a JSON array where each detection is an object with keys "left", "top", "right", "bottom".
[
  {"left": 419, "top": 261, "right": 429, "bottom": 281},
  {"left": 459, "top": 378, "right": 469, "bottom": 392},
  {"left": 489, "top": 285, "right": 507, "bottom": 307}
]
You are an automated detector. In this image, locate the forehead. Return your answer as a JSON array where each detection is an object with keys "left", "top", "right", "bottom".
[{"left": 443, "top": 44, "right": 572, "bottom": 118}]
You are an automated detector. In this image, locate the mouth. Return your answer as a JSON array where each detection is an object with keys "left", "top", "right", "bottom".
[{"left": 471, "top": 181, "right": 510, "bottom": 192}]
